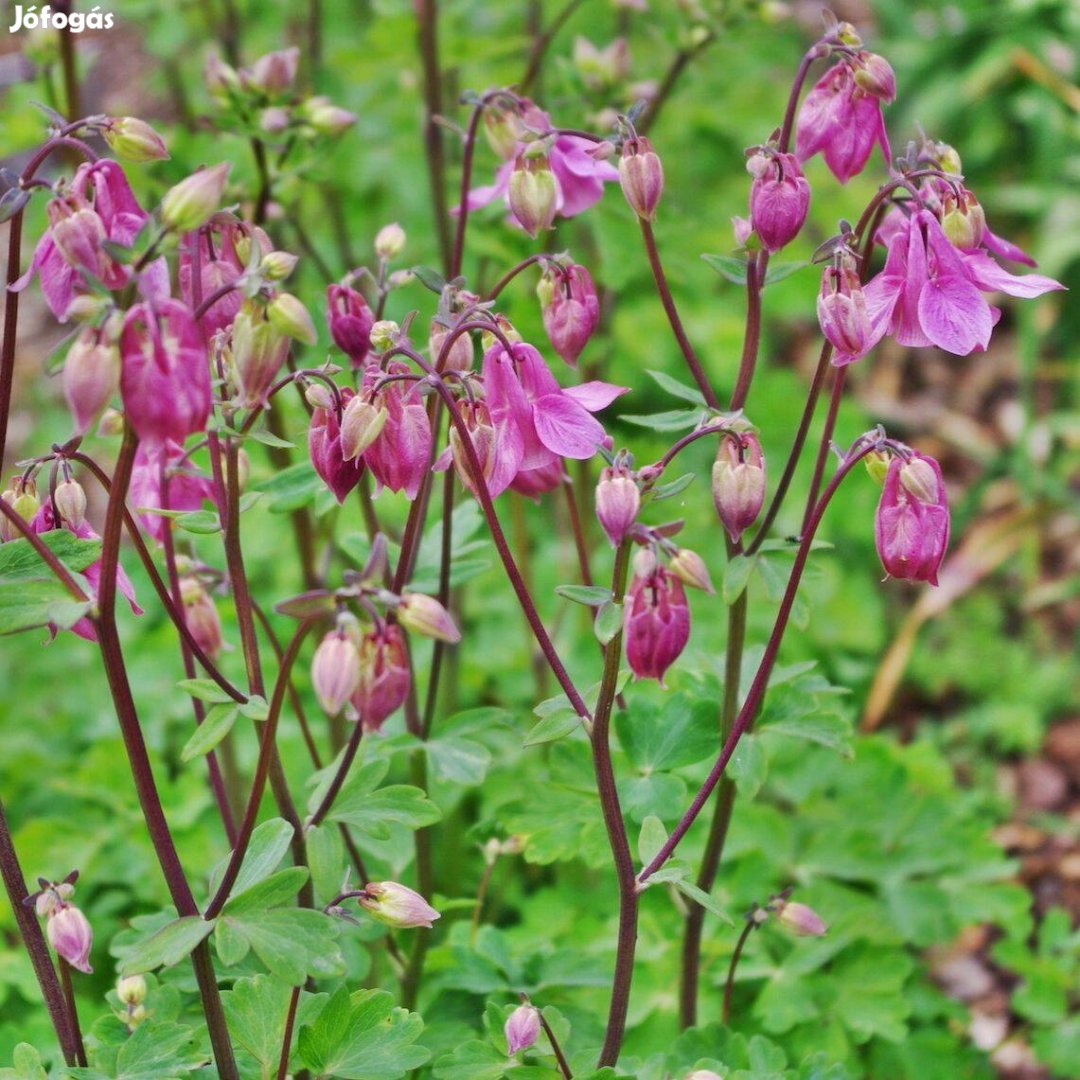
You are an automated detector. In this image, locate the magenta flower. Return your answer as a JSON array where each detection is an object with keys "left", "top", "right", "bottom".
[
  {"left": 351, "top": 624, "right": 411, "bottom": 732},
  {"left": 361, "top": 362, "right": 433, "bottom": 500},
  {"left": 120, "top": 300, "right": 212, "bottom": 446},
  {"left": 540, "top": 263, "right": 600, "bottom": 367},
  {"left": 128, "top": 441, "right": 216, "bottom": 543},
  {"left": 874, "top": 453, "right": 950, "bottom": 585},
  {"left": 481, "top": 342, "right": 626, "bottom": 497},
  {"left": 862, "top": 209, "right": 1063, "bottom": 357},
  {"left": 505, "top": 1004, "right": 541, "bottom": 1055},
  {"left": 311, "top": 629, "right": 362, "bottom": 716},
  {"left": 510, "top": 459, "right": 566, "bottom": 499},
  {"left": 14, "top": 160, "right": 168, "bottom": 319},
  {"left": 46, "top": 904, "right": 94, "bottom": 974},
  {"left": 711, "top": 432, "right": 765, "bottom": 544},
  {"left": 461, "top": 101, "right": 618, "bottom": 224},
  {"left": 796, "top": 61, "right": 892, "bottom": 183},
  {"left": 595, "top": 465, "right": 640, "bottom": 546},
  {"left": 308, "top": 387, "right": 366, "bottom": 503},
  {"left": 327, "top": 283, "right": 375, "bottom": 367},
  {"left": 817, "top": 261, "right": 872, "bottom": 365},
  {"left": 748, "top": 151, "right": 811, "bottom": 253},
  {"left": 623, "top": 552, "right": 690, "bottom": 684}
]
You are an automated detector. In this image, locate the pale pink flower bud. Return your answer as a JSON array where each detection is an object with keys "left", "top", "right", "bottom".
[
  {"left": 397, "top": 592, "right": 461, "bottom": 643},
  {"left": 305, "top": 382, "right": 334, "bottom": 411},
  {"left": 774, "top": 899, "right": 828, "bottom": 937},
  {"left": 357, "top": 881, "right": 440, "bottom": 928},
  {"left": 231, "top": 304, "right": 290, "bottom": 407},
  {"left": 351, "top": 625, "right": 411, "bottom": 731},
  {"left": 875, "top": 452, "right": 950, "bottom": 586},
  {"left": 245, "top": 47, "right": 300, "bottom": 95},
  {"left": 429, "top": 322, "right": 474, "bottom": 373},
  {"left": 116, "top": 974, "right": 147, "bottom": 1006},
  {"left": 259, "top": 106, "right": 291, "bottom": 135},
  {"left": 618, "top": 136, "right": 664, "bottom": 221},
  {"left": 311, "top": 629, "right": 362, "bottom": 716},
  {"left": 180, "top": 577, "right": 224, "bottom": 660},
  {"left": 941, "top": 188, "right": 987, "bottom": 250},
  {"left": 483, "top": 104, "right": 525, "bottom": 161},
  {"left": 623, "top": 553, "right": 690, "bottom": 684},
  {"left": 54, "top": 479, "right": 87, "bottom": 529},
  {"left": 595, "top": 468, "right": 639, "bottom": 547},
  {"left": 817, "top": 262, "right": 871, "bottom": 365},
  {"left": 687, "top": 1071, "right": 724, "bottom": 1079},
  {"left": 302, "top": 96, "right": 357, "bottom": 137},
  {"left": 505, "top": 1004, "right": 541, "bottom": 1055},
  {"left": 374, "top": 223, "right": 406, "bottom": 260},
  {"left": 102, "top": 117, "right": 169, "bottom": 163},
  {"left": 161, "top": 163, "right": 230, "bottom": 233},
  {"left": 339, "top": 397, "right": 388, "bottom": 461},
  {"left": 64, "top": 328, "right": 120, "bottom": 435},
  {"left": 326, "top": 284, "right": 374, "bottom": 366},
  {"left": 748, "top": 151, "right": 810, "bottom": 254},
  {"left": 711, "top": 433, "right": 765, "bottom": 543},
  {"left": 508, "top": 153, "right": 558, "bottom": 237},
  {"left": 46, "top": 905, "right": 93, "bottom": 973},
  {"left": 47, "top": 199, "right": 109, "bottom": 281},
  {"left": 204, "top": 53, "right": 240, "bottom": 97},
  {"left": 853, "top": 52, "right": 897, "bottom": 102},
  {"left": 668, "top": 548, "right": 715, "bottom": 594},
  {"left": 539, "top": 263, "right": 599, "bottom": 367}
]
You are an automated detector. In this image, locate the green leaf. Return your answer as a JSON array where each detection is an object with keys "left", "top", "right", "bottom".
[
  {"left": 208, "top": 818, "right": 297, "bottom": 898},
  {"left": 247, "top": 426, "right": 296, "bottom": 449},
  {"left": 297, "top": 986, "right": 429, "bottom": 1079},
  {"left": 555, "top": 584, "right": 612, "bottom": 606},
  {"left": 0, "top": 1044, "right": 46, "bottom": 1080},
  {"left": 121, "top": 916, "right": 215, "bottom": 975},
  {"left": 674, "top": 879, "right": 734, "bottom": 924},
  {"left": 431, "top": 1040, "right": 510, "bottom": 1080},
  {"left": 239, "top": 694, "right": 270, "bottom": 721},
  {"left": 724, "top": 553, "right": 757, "bottom": 604},
  {"left": 645, "top": 369, "right": 707, "bottom": 406},
  {"left": 254, "top": 462, "right": 324, "bottom": 511},
  {"left": 222, "top": 867, "right": 310, "bottom": 914},
  {"left": 650, "top": 472, "right": 696, "bottom": 501},
  {"left": 524, "top": 711, "right": 585, "bottom": 747},
  {"left": 328, "top": 784, "right": 442, "bottom": 838},
  {"left": 593, "top": 600, "right": 623, "bottom": 646},
  {"left": 424, "top": 736, "right": 492, "bottom": 785},
  {"left": 215, "top": 902, "right": 343, "bottom": 984},
  {"left": 701, "top": 252, "right": 749, "bottom": 284},
  {"left": 727, "top": 733, "right": 767, "bottom": 798},
  {"left": 620, "top": 408, "right": 704, "bottom": 432},
  {"left": 173, "top": 509, "right": 221, "bottom": 534},
  {"left": 66, "top": 1021, "right": 207, "bottom": 1079},
  {"left": 763, "top": 260, "right": 808, "bottom": 285},
  {"left": 0, "top": 531, "right": 97, "bottom": 635},
  {"left": 176, "top": 677, "right": 234, "bottom": 704},
  {"left": 411, "top": 264, "right": 446, "bottom": 293},
  {"left": 615, "top": 693, "right": 718, "bottom": 772},
  {"left": 221, "top": 975, "right": 294, "bottom": 1075},
  {"left": 179, "top": 703, "right": 238, "bottom": 762},
  {"left": 638, "top": 815, "right": 668, "bottom": 866}
]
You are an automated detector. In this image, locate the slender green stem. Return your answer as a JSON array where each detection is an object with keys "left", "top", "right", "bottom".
[
  {"left": 415, "top": 0, "right": 451, "bottom": 273},
  {"left": 722, "top": 916, "right": 757, "bottom": 1023}
]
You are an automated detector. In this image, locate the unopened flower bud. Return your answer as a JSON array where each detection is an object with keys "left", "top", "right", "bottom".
[
  {"left": 304, "top": 97, "right": 358, "bottom": 137},
  {"left": 204, "top": 54, "right": 240, "bottom": 98},
  {"left": 374, "top": 223, "right": 406, "bottom": 260},
  {"left": 259, "top": 106, "right": 291, "bottom": 135},
  {"left": 853, "top": 52, "right": 896, "bottom": 103},
  {"left": 357, "top": 881, "right": 440, "bottom": 928},
  {"left": 0, "top": 480, "right": 35, "bottom": 541},
  {"left": 305, "top": 382, "right": 335, "bottom": 411},
  {"left": 48, "top": 199, "right": 108, "bottom": 279},
  {"left": 397, "top": 593, "right": 461, "bottom": 643},
  {"left": 97, "top": 409, "right": 125, "bottom": 437},
  {"left": 327, "top": 284, "right": 374, "bottom": 365},
  {"left": 339, "top": 397, "right": 388, "bottom": 461},
  {"left": 245, "top": 47, "right": 299, "bottom": 95},
  {"left": 931, "top": 141, "right": 963, "bottom": 176},
  {"left": 267, "top": 293, "right": 317, "bottom": 346},
  {"left": 508, "top": 152, "right": 558, "bottom": 237},
  {"left": 161, "top": 163, "right": 230, "bottom": 233},
  {"left": 941, "top": 189, "right": 986, "bottom": 250},
  {"left": 539, "top": 263, "right": 599, "bottom": 367},
  {"left": 260, "top": 250, "right": 299, "bottom": 281},
  {"left": 483, "top": 105, "right": 524, "bottom": 161},
  {"left": 311, "top": 629, "right": 362, "bottom": 716},
  {"left": 370, "top": 320, "right": 400, "bottom": 352},
  {"left": 63, "top": 295, "right": 109, "bottom": 323},
  {"left": 687, "top": 1071, "right": 723, "bottom": 1079},
  {"left": 64, "top": 329, "right": 121, "bottom": 435},
  {"left": 54, "top": 479, "right": 87, "bottom": 529},
  {"left": 505, "top": 1003, "right": 541, "bottom": 1055},
  {"left": 103, "top": 117, "right": 169, "bottom": 163},
  {"left": 748, "top": 151, "right": 810, "bottom": 254},
  {"left": 624, "top": 557, "right": 689, "bottom": 684},
  {"left": 668, "top": 548, "right": 715, "bottom": 594},
  {"left": 595, "top": 468, "right": 639, "bottom": 546},
  {"left": 388, "top": 269, "right": 414, "bottom": 289},
  {"left": 875, "top": 452, "right": 950, "bottom": 585},
  {"left": 430, "top": 322, "right": 473, "bottom": 373},
  {"left": 774, "top": 899, "right": 828, "bottom": 937},
  {"left": 817, "top": 261, "right": 871, "bottom": 365},
  {"left": 711, "top": 433, "right": 766, "bottom": 543},
  {"left": 117, "top": 974, "right": 147, "bottom": 1006},
  {"left": 352, "top": 624, "right": 410, "bottom": 730},
  {"left": 619, "top": 136, "right": 664, "bottom": 221},
  {"left": 46, "top": 905, "right": 93, "bottom": 973},
  {"left": 864, "top": 450, "right": 890, "bottom": 486},
  {"left": 899, "top": 456, "right": 939, "bottom": 504},
  {"left": 180, "top": 577, "right": 224, "bottom": 660}
]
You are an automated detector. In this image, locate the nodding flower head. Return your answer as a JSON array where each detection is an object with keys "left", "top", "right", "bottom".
[
  {"left": 396, "top": 592, "right": 461, "bottom": 643},
  {"left": 45, "top": 903, "right": 94, "bottom": 974},
  {"left": 360, "top": 362, "right": 433, "bottom": 501},
  {"left": 623, "top": 549, "right": 691, "bottom": 685},
  {"left": 161, "top": 163, "right": 230, "bottom": 234},
  {"left": 618, "top": 135, "right": 664, "bottom": 221},
  {"left": 120, "top": 300, "right": 212, "bottom": 445},
  {"left": 102, "top": 116, "right": 170, "bottom": 163},
  {"left": 308, "top": 387, "right": 366, "bottom": 503},
  {"left": 817, "top": 259, "right": 872, "bottom": 366},
  {"left": 356, "top": 881, "right": 440, "bottom": 929},
  {"left": 128, "top": 440, "right": 216, "bottom": 544},
  {"left": 351, "top": 624, "right": 410, "bottom": 732},
  {"left": 180, "top": 576, "right": 225, "bottom": 661},
  {"left": 747, "top": 150, "right": 810, "bottom": 254},
  {"left": 711, "top": 432, "right": 766, "bottom": 544},
  {"left": 508, "top": 151, "right": 559, "bottom": 237},
  {"left": 230, "top": 303, "right": 290, "bottom": 408},
  {"left": 874, "top": 452, "right": 950, "bottom": 586},
  {"left": 595, "top": 465, "right": 639, "bottom": 547},
  {"left": 63, "top": 327, "right": 121, "bottom": 435},
  {"left": 538, "top": 263, "right": 600, "bottom": 367},
  {"left": 772, "top": 897, "right": 828, "bottom": 937},
  {"left": 505, "top": 1003, "right": 541, "bottom": 1055},
  {"left": 327, "top": 284, "right": 375, "bottom": 367},
  {"left": 311, "top": 626, "right": 362, "bottom": 716}
]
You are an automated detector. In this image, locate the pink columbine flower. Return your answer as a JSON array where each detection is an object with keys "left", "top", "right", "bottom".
[
  {"left": 595, "top": 464, "right": 639, "bottom": 546},
  {"left": 623, "top": 550, "right": 690, "bottom": 684},
  {"left": 861, "top": 209, "right": 1063, "bottom": 357},
  {"left": 711, "top": 432, "right": 766, "bottom": 543},
  {"left": 327, "top": 283, "right": 375, "bottom": 367},
  {"left": 510, "top": 458, "right": 566, "bottom": 500},
  {"left": 360, "top": 362, "right": 433, "bottom": 500},
  {"left": 181, "top": 577, "right": 225, "bottom": 660},
  {"left": 120, "top": 300, "right": 212, "bottom": 446},
  {"left": 795, "top": 59, "right": 893, "bottom": 183},
  {"left": 351, "top": 624, "right": 411, "bottom": 732},
  {"left": 357, "top": 881, "right": 440, "bottom": 929},
  {"left": 461, "top": 100, "right": 618, "bottom": 224},
  {"left": 46, "top": 904, "right": 94, "bottom": 973},
  {"left": 539, "top": 263, "right": 600, "bottom": 367},
  {"left": 308, "top": 387, "right": 366, "bottom": 503},
  {"left": 747, "top": 150, "right": 811, "bottom": 253},
  {"left": 817, "top": 259, "right": 872, "bottom": 365},
  {"left": 128, "top": 440, "right": 216, "bottom": 543},
  {"left": 14, "top": 160, "right": 168, "bottom": 320},
  {"left": 311, "top": 628, "right": 362, "bottom": 716},
  {"left": 63, "top": 327, "right": 121, "bottom": 434},
  {"left": 874, "top": 452, "right": 950, "bottom": 585},
  {"left": 505, "top": 1004, "right": 541, "bottom": 1055},
  {"left": 31, "top": 504, "right": 142, "bottom": 641},
  {"left": 481, "top": 342, "right": 626, "bottom": 497}
]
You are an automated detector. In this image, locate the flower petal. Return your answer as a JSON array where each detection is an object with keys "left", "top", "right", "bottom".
[{"left": 531, "top": 394, "right": 606, "bottom": 459}]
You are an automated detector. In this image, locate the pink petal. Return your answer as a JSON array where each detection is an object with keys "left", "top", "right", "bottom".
[
  {"left": 562, "top": 380, "right": 629, "bottom": 412},
  {"left": 918, "top": 274, "right": 993, "bottom": 355},
  {"left": 531, "top": 394, "right": 607, "bottom": 459},
  {"left": 982, "top": 226, "right": 1037, "bottom": 268},
  {"left": 960, "top": 249, "right": 1065, "bottom": 299}
]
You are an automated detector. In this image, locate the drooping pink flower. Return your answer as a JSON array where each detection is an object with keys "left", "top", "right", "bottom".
[
  {"left": 623, "top": 551, "right": 690, "bottom": 684},
  {"left": 874, "top": 453, "right": 950, "bottom": 585},
  {"left": 510, "top": 458, "right": 565, "bottom": 499},
  {"left": 796, "top": 61, "right": 892, "bottom": 183},
  {"left": 120, "top": 300, "right": 212, "bottom": 445},
  {"left": 308, "top": 387, "right": 366, "bottom": 503},
  {"left": 351, "top": 624, "right": 410, "bottom": 732},
  {"left": 461, "top": 101, "right": 618, "bottom": 224},
  {"left": 817, "top": 260, "right": 872, "bottom": 365},
  {"left": 128, "top": 441, "right": 216, "bottom": 543},
  {"left": 311, "top": 629, "right": 362, "bottom": 716},
  {"left": 361, "top": 362, "right": 433, "bottom": 500},
  {"left": 747, "top": 151, "right": 811, "bottom": 253},
  {"left": 505, "top": 1005, "right": 541, "bottom": 1055},
  {"left": 437, "top": 401, "right": 520, "bottom": 499},
  {"left": 595, "top": 465, "right": 639, "bottom": 546},
  {"left": 327, "top": 283, "right": 375, "bottom": 367},
  {"left": 862, "top": 209, "right": 1063, "bottom": 356},
  {"left": 357, "top": 881, "right": 439, "bottom": 928},
  {"left": 46, "top": 904, "right": 93, "bottom": 974},
  {"left": 14, "top": 160, "right": 168, "bottom": 320},
  {"left": 31, "top": 504, "right": 142, "bottom": 641},
  {"left": 711, "top": 432, "right": 765, "bottom": 543},
  {"left": 481, "top": 342, "right": 626, "bottom": 497},
  {"left": 539, "top": 263, "right": 600, "bottom": 367}
]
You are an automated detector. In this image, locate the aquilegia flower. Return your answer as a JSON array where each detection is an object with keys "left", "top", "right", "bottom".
[
  {"left": 874, "top": 452, "right": 950, "bottom": 585},
  {"left": 747, "top": 150, "right": 811, "bottom": 253},
  {"left": 623, "top": 549, "right": 690, "bottom": 684},
  {"left": 127, "top": 441, "right": 216, "bottom": 544}
]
